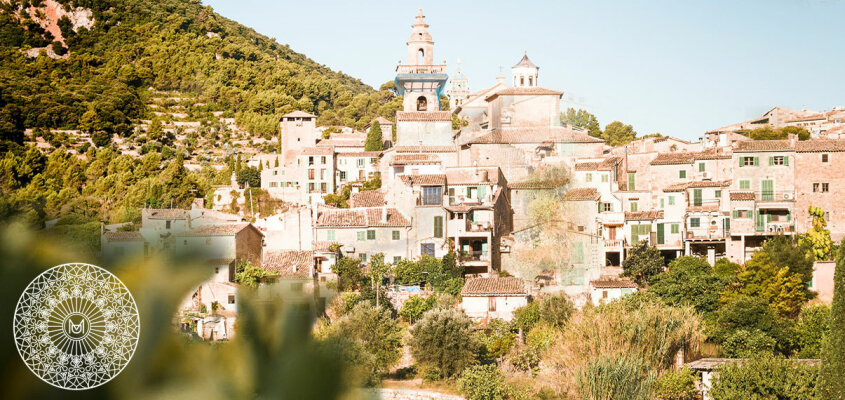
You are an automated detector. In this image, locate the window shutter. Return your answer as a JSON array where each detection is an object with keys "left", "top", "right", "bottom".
[
  {"left": 657, "top": 223, "right": 665, "bottom": 244},
  {"left": 754, "top": 157, "right": 759, "bottom": 166},
  {"left": 739, "top": 157, "right": 743, "bottom": 167},
  {"left": 733, "top": 210, "right": 738, "bottom": 218},
  {"left": 477, "top": 185, "right": 486, "bottom": 200},
  {"left": 434, "top": 216, "right": 443, "bottom": 238},
  {"left": 466, "top": 187, "right": 471, "bottom": 197},
  {"left": 598, "top": 202, "right": 603, "bottom": 213},
  {"left": 784, "top": 156, "right": 789, "bottom": 166},
  {"left": 787, "top": 211, "right": 791, "bottom": 222}
]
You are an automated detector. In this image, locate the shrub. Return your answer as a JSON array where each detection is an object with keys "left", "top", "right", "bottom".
[
  {"left": 325, "top": 302, "right": 403, "bottom": 384},
  {"left": 457, "top": 364, "right": 508, "bottom": 400},
  {"left": 538, "top": 293, "right": 574, "bottom": 328},
  {"left": 721, "top": 329, "right": 776, "bottom": 358},
  {"left": 477, "top": 319, "right": 515, "bottom": 364},
  {"left": 710, "top": 357, "right": 818, "bottom": 400},
  {"left": 409, "top": 308, "right": 479, "bottom": 379},
  {"left": 399, "top": 295, "right": 435, "bottom": 323},
  {"left": 512, "top": 301, "right": 540, "bottom": 332},
  {"left": 791, "top": 304, "right": 830, "bottom": 358},
  {"left": 654, "top": 367, "right": 699, "bottom": 400}
]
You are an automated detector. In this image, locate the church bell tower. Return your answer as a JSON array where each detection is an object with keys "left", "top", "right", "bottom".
[{"left": 395, "top": 9, "right": 448, "bottom": 112}]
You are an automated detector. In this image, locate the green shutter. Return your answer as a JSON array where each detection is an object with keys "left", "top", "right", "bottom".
[
  {"left": 784, "top": 156, "right": 789, "bottom": 166},
  {"left": 671, "top": 223, "right": 679, "bottom": 234},
  {"left": 787, "top": 210, "right": 791, "bottom": 222},
  {"left": 733, "top": 210, "right": 739, "bottom": 218},
  {"left": 768, "top": 156, "right": 774, "bottom": 166},
  {"left": 572, "top": 242, "right": 584, "bottom": 264},
  {"left": 327, "top": 230, "right": 335, "bottom": 240},
  {"left": 367, "top": 230, "right": 375, "bottom": 240},
  {"left": 657, "top": 223, "right": 665, "bottom": 245},
  {"left": 598, "top": 202, "right": 603, "bottom": 213},
  {"left": 761, "top": 180, "right": 774, "bottom": 201},
  {"left": 754, "top": 156, "right": 759, "bottom": 166},
  {"left": 357, "top": 231, "right": 365, "bottom": 241},
  {"left": 699, "top": 162, "right": 705, "bottom": 172},
  {"left": 660, "top": 198, "right": 665, "bottom": 209},
  {"left": 434, "top": 216, "right": 443, "bottom": 238},
  {"left": 628, "top": 173, "right": 636, "bottom": 191},
  {"left": 477, "top": 185, "right": 486, "bottom": 200},
  {"left": 631, "top": 202, "right": 638, "bottom": 212},
  {"left": 694, "top": 189, "right": 703, "bottom": 206},
  {"left": 739, "top": 157, "right": 743, "bottom": 167},
  {"left": 466, "top": 187, "right": 471, "bottom": 198}
]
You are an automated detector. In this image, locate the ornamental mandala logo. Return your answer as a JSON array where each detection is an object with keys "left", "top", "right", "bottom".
[{"left": 13, "top": 263, "right": 140, "bottom": 390}]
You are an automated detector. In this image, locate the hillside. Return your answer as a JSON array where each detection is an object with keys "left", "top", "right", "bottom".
[{"left": 0, "top": 0, "right": 400, "bottom": 150}]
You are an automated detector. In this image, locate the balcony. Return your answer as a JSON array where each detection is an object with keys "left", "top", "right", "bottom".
[
  {"left": 603, "top": 239, "right": 623, "bottom": 248},
  {"left": 461, "top": 251, "right": 490, "bottom": 262},
  {"left": 396, "top": 64, "right": 447, "bottom": 74},
  {"left": 755, "top": 190, "right": 795, "bottom": 203},
  {"left": 466, "top": 220, "right": 493, "bottom": 232}
]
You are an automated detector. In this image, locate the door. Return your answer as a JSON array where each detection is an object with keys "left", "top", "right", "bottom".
[
  {"left": 657, "top": 223, "right": 665, "bottom": 245},
  {"left": 761, "top": 180, "right": 774, "bottom": 201},
  {"left": 608, "top": 227, "right": 616, "bottom": 241}
]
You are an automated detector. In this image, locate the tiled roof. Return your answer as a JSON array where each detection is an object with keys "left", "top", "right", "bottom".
[
  {"left": 734, "top": 140, "right": 794, "bottom": 152},
  {"left": 464, "top": 126, "right": 603, "bottom": 145},
  {"left": 591, "top": 277, "right": 638, "bottom": 289},
  {"left": 103, "top": 231, "right": 145, "bottom": 242},
  {"left": 796, "top": 139, "right": 845, "bottom": 153},
  {"left": 336, "top": 151, "right": 381, "bottom": 157},
  {"left": 786, "top": 114, "right": 826, "bottom": 122},
  {"left": 393, "top": 145, "right": 457, "bottom": 153},
  {"left": 444, "top": 167, "right": 501, "bottom": 185},
  {"left": 301, "top": 146, "right": 334, "bottom": 156},
  {"left": 315, "top": 207, "right": 410, "bottom": 227},
  {"left": 400, "top": 174, "right": 446, "bottom": 186},
  {"left": 625, "top": 210, "right": 664, "bottom": 220},
  {"left": 575, "top": 157, "right": 620, "bottom": 171},
  {"left": 485, "top": 87, "right": 563, "bottom": 100},
  {"left": 177, "top": 223, "right": 256, "bottom": 237},
  {"left": 281, "top": 110, "right": 316, "bottom": 118},
  {"left": 686, "top": 205, "right": 720, "bottom": 213},
  {"left": 664, "top": 180, "right": 730, "bottom": 193},
  {"left": 730, "top": 192, "right": 755, "bottom": 201},
  {"left": 390, "top": 153, "right": 441, "bottom": 166},
  {"left": 461, "top": 277, "right": 527, "bottom": 296},
  {"left": 312, "top": 241, "right": 340, "bottom": 252},
  {"left": 513, "top": 52, "right": 538, "bottom": 69},
  {"left": 650, "top": 150, "right": 730, "bottom": 165},
  {"left": 263, "top": 250, "right": 313, "bottom": 279},
  {"left": 316, "top": 139, "right": 364, "bottom": 148},
  {"left": 143, "top": 208, "right": 188, "bottom": 220},
  {"left": 396, "top": 111, "right": 452, "bottom": 121},
  {"left": 508, "top": 180, "right": 559, "bottom": 189},
  {"left": 663, "top": 182, "right": 689, "bottom": 192},
  {"left": 563, "top": 187, "right": 600, "bottom": 201},
  {"left": 349, "top": 190, "right": 386, "bottom": 207},
  {"left": 367, "top": 116, "right": 394, "bottom": 127}
]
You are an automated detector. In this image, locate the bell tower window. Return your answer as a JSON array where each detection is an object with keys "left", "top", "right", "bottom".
[
  {"left": 416, "top": 96, "right": 428, "bottom": 111},
  {"left": 418, "top": 49, "right": 424, "bottom": 65},
  {"left": 520, "top": 76, "right": 525, "bottom": 86},
  {"left": 528, "top": 76, "right": 533, "bottom": 86}
]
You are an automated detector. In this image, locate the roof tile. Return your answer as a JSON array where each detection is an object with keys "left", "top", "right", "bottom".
[{"left": 461, "top": 277, "right": 527, "bottom": 296}]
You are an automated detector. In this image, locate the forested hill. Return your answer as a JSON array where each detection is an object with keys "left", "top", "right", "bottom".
[{"left": 0, "top": 0, "right": 399, "bottom": 147}]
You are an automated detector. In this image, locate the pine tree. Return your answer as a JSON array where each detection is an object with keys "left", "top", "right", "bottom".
[
  {"left": 819, "top": 239, "right": 845, "bottom": 399},
  {"left": 365, "top": 121, "right": 383, "bottom": 151}
]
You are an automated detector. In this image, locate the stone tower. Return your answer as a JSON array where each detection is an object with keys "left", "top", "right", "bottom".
[
  {"left": 395, "top": 9, "right": 448, "bottom": 113},
  {"left": 448, "top": 59, "right": 470, "bottom": 109},
  {"left": 512, "top": 52, "right": 539, "bottom": 88}
]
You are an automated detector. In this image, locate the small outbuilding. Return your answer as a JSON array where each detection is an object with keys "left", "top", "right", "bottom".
[{"left": 461, "top": 277, "right": 529, "bottom": 321}]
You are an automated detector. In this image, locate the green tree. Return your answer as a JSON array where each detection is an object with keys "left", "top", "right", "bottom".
[
  {"left": 364, "top": 121, "right": 383, "bottom": 151},
  {"left": 735, "top": 251, "right": 810, "bottom": 318},
  {"left": 457, "top": 364, "right": 509, "bottom": 400},
  {"left": 802, "top": 205, "right": 834, "bottom": 261},
  {"left": 326, "top": 302, "right": 402, "bottom": 384},
  {"left": 721, "top": 329, "right": 777, "bottom": 358},
  {"left": 650, "top": 256, "right": 729, "bottom": 314},
  {"left": 399, "top": 295, "right": 435, "bottom": 323},
  {"left": 710, "top": 357, "right": 818, "bottom": 400},
  {"left": 334, "top": 257, "right": 362, "bottom": 291},
  {"left": 712, "top": 295, "right": 784, "bottom": 348},
  {"left": 760, "top": 235, "right": 814, "bottom": 282},
  {"left": 91, "top": 130, "right": 111, "bottom": 148},
  {"left": 601, "top": 121, "right": 637, "bottom": 146},
  {"left": 368, "top": 253, "right": 389, "bottom": 308},
  {"left": 512, "top": 301, "right": 540, "bottom": 333},
  {"left": 791, "top": 304, "right": 830, "bottom": 359},
  {"left": 236, "top": 167, "right": 260, "bottom": 188},
  {"left": 234, "top": 260, "right": 269, "bottom": 288},
  {"left": 409, "top": 308, "right": 479, "bottom": 379},
  {"left": 561, "top": 108, "right": 602, "bottom": 138},
  {"left": 538, "top": 293, "right": 574, "bottom": 328},
  {"left": 477, "top": 319, "right": 516, "bottom": 364},
  {"left": 654, "top": 367, "right": 699, "bottom": 400},
  {"left": 819, "top": 240, "right": 845, "bottom": 399},
  {"left": 622, "top": 242, "right": 664, "bottom": 287}
]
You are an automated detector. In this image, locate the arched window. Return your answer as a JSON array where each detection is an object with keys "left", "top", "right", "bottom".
[
  {"left": 417, "top": 48, "right": 424, "bottom": 64},
  {"left": 520, "top": 76, "right": 525, "bottom": 86},
  {"left": 528, "top": 76, "right": 533, "bottom": 86},
  {"left": 417, "top": 96, "right": 428, "bottom": 111}
]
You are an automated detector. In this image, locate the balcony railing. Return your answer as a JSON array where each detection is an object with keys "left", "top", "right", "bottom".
[
  {"left": 396, "top": 64, "right": 447, "bottom": 74},
  {"left": 603, "top": 239, "right": 623, "bottom": 248},
  {"left": 461, "top": 251, "right": 490, "bottom": 262},
  {"left": 755, "top": 190, "right": 796, "bottom": 202}
]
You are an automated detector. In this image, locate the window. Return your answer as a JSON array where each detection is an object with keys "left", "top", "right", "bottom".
[
  {"left": 660, "top": 198, "right": 664, "bottom": 209},
  {"left": 679, "top": 170, "right": 686, "bottom": 179},
  {"left": 734, "top": 210, "right": 751, "bottom": 219},
  {"left": 321, "top": 156, "right": 326, "bottom": 164},
  {"left": 321, "top": 183, "right": 327, "bottom": 192},
  {"left": 739, "top": 180, "right": 751, "bottom": 190},
  {"left": 228, "top": 294, "right": 235, "bottom": 304},
  {"left": 392, "top": 230, "right": 400, "bottom": 240},
  {"left": 434, "top": 216, "right": 444, "bottom": 238},
  {"left": 488, "top": 296, "right": 497, "bottom": 312},
  {"left": 421, "top": 243, "right": 435, "bottom": 257},
  {"left": 585, "top": 173, "right": 592, "bottom": 182},
  {"left": 671, "top": 224, "right": 679, "bottom": 234},
  {"left": 339, "top": 171, "right": 347, "bottom": 182},
  {"left": 308, "top": 156, "right": 314, "bottom": 166},
  {"left": 668, "top": 196, "right": 675, "bottom": 205},
  {"left": 327, "top": 230, "right": 335, "bottom": 241},
  {"left": 690, "top": 218, "right": 700, "bottom": 228},
  {"left": 320, "top": 169, "right": 325, "bottom": 179},
  {"left": 308, "top": 183, "right": 315, "bottom": 192},
  {"left": 771, "top": 156, "right": 786, "bottom": 166},
  {"left": 166, "top": 220, "right": 171, "bottom": 229},
  {"left": 422, "top": 186, "right": 442, "bottom": 205},
  {"left": 740, "top": 156, "right": 757, "bottom": 167},
  {"left": 822, "top": 183, "right": 830, "bottom": 193},
  {"left": 601, "top": 174, "right": 609, "bottom": 182},
  {"left": 698, "top": 162, "right": 705, "bottom": 172},
  {"left": 715, "top": 190, "right": 722, "bottom": 198},
  {"left": 603, "top": 203, "right": 612, "bottom": 212},
  {"left": 360, "top": 253, "right": 367, "bottom": 262},
  {"left": 630, "top": 201, "right": 638, "bottom": 212},
  {"left": 822, "top": 154, "right": 829, "bottom": 163},
  {"left": 308, "top": 169, "right": 315, "bottom": 179},
  {"left": 357, "top": 231, "right": 365, "bottom": 241},
  {"left": 393, "top": 256, "right": 401, "bottom": 264},
  {"left": 627, "top": 173, "right": 636, "bottom": 190},
  {"left": 571, "top": 242, "right": 584, "bottom": 263},
  {"left": 367, "top": 230, "right": 375, "bottom": 240},
  {"left": 357, "top": 158, "right": 365, "bottom": 168},
  {"left": 693, "top": 189, "right": 702, "bottom": 206}
]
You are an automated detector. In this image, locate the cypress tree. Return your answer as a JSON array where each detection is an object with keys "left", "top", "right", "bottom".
[
  {"left": 365, "top": 121, "right": 383, "bottom": 151},
  {"left": 819, "top": 239, "right": 845, "bottom": 399}
]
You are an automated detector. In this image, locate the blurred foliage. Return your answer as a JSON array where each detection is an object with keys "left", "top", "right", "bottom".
[
  {"left": 409, "top": 308, "right": 479, "bottom": 379},
  {"left": 653, "top": 367, "right": 699, "bottom": 400},
  {"left": 819, "top": 239, "right": 845, "bottom": 399},
  {"left": 738, "top": 126, "right": 811, "bottom": 141}
]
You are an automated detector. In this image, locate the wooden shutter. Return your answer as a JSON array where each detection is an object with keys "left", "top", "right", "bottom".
[
  {"left": 693, "top": 189, "right": 703, "bottom": 206},
  {"left": 657, "top": 223, "right": 665, "bottom": 245},
  {"left": 434, "top": 216, "right": 443, "bottom": 238}
]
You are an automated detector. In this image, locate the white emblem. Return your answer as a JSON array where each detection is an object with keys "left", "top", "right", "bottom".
[{"left": 13, "top": 263, "right": 140, "bottom": 390}]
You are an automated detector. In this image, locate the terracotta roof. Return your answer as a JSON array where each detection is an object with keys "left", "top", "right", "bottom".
[
  {"left": 315, "top": 207, "right": 410, "bottom": 227},
  {"left": 103, "top": 231, "right": 145, "bottom": 242},
  {"left": 281, "top": 110, "right": 316, "bottom": 118},
  {"left": 336, "top": 151, "right": 381, "bottom": 157},
  {"left": 650, "top": 150, "right": 730, "bottom": 165},
  {"left": 575, "top": 157, "right": 620, "bottom": 171},
  {"left": 400, "top": 174, "right": 446, "bottom": 186},
  {"left": 312, "top": 241, "right": 340, "bottom": 252},
  {"left": 686, "top": 205, "right": 720, "bottom": 213},
  {"left": 349, "top": 190, "right": 386, "bottom": 207},
  {"left": 734, "top": 140, "right": 794, "bottom": 152},
  {"left": 301, "top": 146, "right": 334, "bottom": 156},
  {"left": 263, "top": 250, "right": 313, "bottom": 279},
  {"left": 625, "top": 210, "right": 664, "bottom": 220},
  {"left": 730, "top": 192, "right": 755, "bottom": 201},
  {"left": 396, "top": 111, "right": 452, "bottom": 121},
  {"left": 563, "top": 187, "right": 600, "bottom": 201},
  {"left": 367, "top": 116, "right": 394, "bottom": 127},
  {"left": 663, "top": 182, "right": 689, "bottom": 192},
  {"left": 390, "top": 153, "right": 441, "bottom": 166},
  {"left": 464, "top": 126, "right": 603, "bottom": 145},
  {"left": 316, "top": 139, "right": 364, "bottom": 148},
  {"left": 508, "top": 180, "right": 559, "bottom": 189},
  {"left": 393, "top": 145, "right": 457, "bottom": 153},
  {"left": 796, "top": 139, "right": 845, "bottom": 153},
  {"left": 177, "top": 223, "right": 257, "bottom": 237},
  {"left": 591, "top": 277, "right": 638, "bottom": 289},
  {"left": 143, "top": 208, "right": 188, "bottom": 220},
  {"left": 461, "top": 277, "right": 527, "bottom": 296},
  {"left": 687, "top": 180, "right": 731, "bottom": 188},
  {"left": 485, "top": 87, "right": 562, "bottom": 101},
  {"left": 444, "top": 167, "right": 501, "bottom": 185},
  {"left": 786, "top": 114, "right": 826, "bottom": 123}
]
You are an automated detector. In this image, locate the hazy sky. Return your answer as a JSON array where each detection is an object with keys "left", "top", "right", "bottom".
[{"left": 203, "top": 0, "right": 845, "bottom": 141}]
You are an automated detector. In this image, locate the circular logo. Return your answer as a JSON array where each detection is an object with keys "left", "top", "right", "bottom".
[{"left": 13, "top": 263, "right": 140, "bottom": 390}]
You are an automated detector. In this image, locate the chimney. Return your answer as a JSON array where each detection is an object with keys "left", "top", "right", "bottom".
[
  {"left": 788, "top": 133, "right": 797, "bottom": 145},
  {"left": 381, "top": 207, "right": 388, "bottom": 223}
]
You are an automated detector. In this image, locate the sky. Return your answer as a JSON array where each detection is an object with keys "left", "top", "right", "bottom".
[{"left": 203, "top": 0, "right": 845, "bottom": 141}]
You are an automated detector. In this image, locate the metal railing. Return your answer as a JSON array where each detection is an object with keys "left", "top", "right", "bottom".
[{"left": 396, "top": 64, "right": 447, "bottom": 74}]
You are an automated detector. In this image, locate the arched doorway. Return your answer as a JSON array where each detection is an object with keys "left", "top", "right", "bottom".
[{"left": 416, "top": 96, "right": 427, "bottom": 111}]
